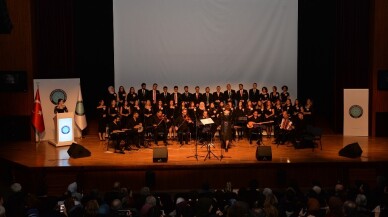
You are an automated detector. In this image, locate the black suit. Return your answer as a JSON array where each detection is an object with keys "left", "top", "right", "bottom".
[
  {"left": 171, "top": 92, "right": 181, "bottom": 106},
  {"left": 236, "top": 89, "right": 249, "bottom": 105},
  {"left": 249, "top": 88, "right": 260, "bottom": 104},
  {"left": 192, "top": 92, "right": 203, "bottom": 105},
  {"left": 138, "top": 89, "right": 149, "bottom": 105},
  {"left": 181, "top": 92, "right": 192, "bottom": 104},
  {"left": 202, "top": 92, "right": 213, "bottom": 107},
  {"left": 159, "top": 92, "right": 171, "bottom": 107},
  {"left": 213, "top": 91, "right": 224, "bottom": 106},
  {"left": 150, "top": 89, "right": 160, "bottom": 105},
  {"left": 223, "top": 90, "right": 236, "bottom": 103}
]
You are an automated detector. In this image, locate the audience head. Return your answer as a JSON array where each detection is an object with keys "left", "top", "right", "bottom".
[
  {"left": 307, "top": 198, "right": 320, "bottom": 216},
  {"left": 227, "top": 201, "right": 250, "bottom": 217},
  {"left": 108, "top": 86, "right": 115, "bottom": 93},
  {"left": 196, "top": 197, "right": 213, "bottom": 217},
  {"left": 10, "top": 182, "right": 22, "bottom": 193},
  {"left": 118, "top": 86, "right": 125, "bottom": 92},
  {"left": 343, "top": 200, "right": 357, "bottom": 217}
]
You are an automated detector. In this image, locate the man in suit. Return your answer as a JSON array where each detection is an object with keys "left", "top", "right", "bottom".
[
  {"left": 213, "top": 85, "right": 224, "bottom": 107},
  {"left": 202, "top": 87, "right": 213, "bottom": 108},
  {"left": 171, "top": 85, "right": 181, "bottom": 106},
  {"left": 150, "top": 83, "right": 160, "bottom": 110},
  {"left": 137, "top": 83, "right": 149, "bottom": 108},
  {"left": 236, "top": 83, "right": 249, "bottom": 106},
  {"left": 181, "top": 86, "right": 192, "bottom": 105},
  {"left": 159, "top": 86, "right": 170, "bottom": 107},
  {"left": 249, "top": 82, "right": 260, "bottom": 106},
  {"left": 192, "top": 86, "right": 202, "bottom": 106},
  {"left": 224, "top": 83, "right": 236, "bottom": 105}
]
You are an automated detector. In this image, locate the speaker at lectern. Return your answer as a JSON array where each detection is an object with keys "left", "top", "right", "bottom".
[{"left": 50, "top": 112, "right": 75, "bottom": 147}]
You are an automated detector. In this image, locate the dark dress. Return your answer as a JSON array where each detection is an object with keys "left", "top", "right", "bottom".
[
  {"left": 120, "top": 106, "right": 131, "bottom": 129},
  {"left": 117, "top": 91, "right": 126, "bottom": 107},
  {"left": 281, "top": 92, "right": 290, "bottom": 104},
  {"left": 96, "top": 106, "right": 107, "bottom": 133},
  {"left": 303, "top": 105, "right": 314, "bottom": 126},
  {"left": 270, "top": 92, "right": 280, "bottom": 104},
  {"left": 143, "top": 106, "right": 154, "bottom": 128},
  {"left": 108, "top": 105, "right": 119, "bottom": 123},
  {"left": 126, "top": 93, "right": 138, "bottom": 106},
  {"left": 219, "top": 114, "right": 233, "bottom": 141}
]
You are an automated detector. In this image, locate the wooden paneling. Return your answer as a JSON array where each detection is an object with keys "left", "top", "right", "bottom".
[
  {"left": 0, "top": 0, "right": 33, "bottom": 116},
  {"left": 370, "top": 0, "right": 388, "bottom": 136}
]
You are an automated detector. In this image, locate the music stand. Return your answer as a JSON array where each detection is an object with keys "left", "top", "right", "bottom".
[
  {"left": 187, "top": 117, "right": 204, "bottom": 160},
  {"left": 201, "top": 118, "right": 219, "bottom": 161}
]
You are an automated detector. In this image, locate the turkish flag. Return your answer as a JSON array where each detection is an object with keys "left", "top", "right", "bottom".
[{"left": 32, "top": 88, "right": 45, "bottom": 133}]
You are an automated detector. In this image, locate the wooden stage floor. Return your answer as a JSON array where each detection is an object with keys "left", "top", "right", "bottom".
[{"left": 1, "top": 134, "right": 388, "bottom": 195}]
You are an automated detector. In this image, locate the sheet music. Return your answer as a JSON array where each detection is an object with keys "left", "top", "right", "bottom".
[{"left": 200, "top": 118, "right": 214, "bottom": 125}]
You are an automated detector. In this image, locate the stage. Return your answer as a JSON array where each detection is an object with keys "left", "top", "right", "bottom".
[{"left": 1, "top": 133, "right": 388, "bottom": 196}]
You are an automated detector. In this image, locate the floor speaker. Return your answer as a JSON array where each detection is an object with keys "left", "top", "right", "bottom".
[
  {"left": 256, "top": 146, "right": 272, "bottom": 161},
  {"left": 67, "top": 143, "right": 91, "bottom": 158},
  {"left": 339, "top": 142, "right": 362, "bottom": 158},
  {"left": 153, "top": 147, "right": 168, "bottom": 162}
]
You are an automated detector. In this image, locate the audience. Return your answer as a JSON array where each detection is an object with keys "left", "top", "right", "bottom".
[{"left": 1, "top": 176, "right": 387, "bottom": 217}]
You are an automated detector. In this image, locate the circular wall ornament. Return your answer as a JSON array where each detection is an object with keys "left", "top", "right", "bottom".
[
  {"left": 61, "top": 125, "right": 70, "bottom": 134},
  {"left": 50, "top": 89, "right": 67, "bottom": 105},
  {"left": 349, "top": 105, "right": 363, "bottom": 119}
]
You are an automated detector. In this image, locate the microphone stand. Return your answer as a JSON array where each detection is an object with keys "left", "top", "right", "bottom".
[{"left": 187, "top": 109, "right": 203, "bottom": 160}]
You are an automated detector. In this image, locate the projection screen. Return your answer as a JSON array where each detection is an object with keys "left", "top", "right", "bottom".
[{"left": 113, "top": 0, "right": 298, "bottom": 98}]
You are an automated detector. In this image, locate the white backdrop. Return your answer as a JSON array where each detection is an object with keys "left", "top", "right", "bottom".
[
  {"left": 33, "top": 79, "right": 81, "bottom": 141},
  {"left": 113, "top": 0, "right": 298, "bottom": 98}
]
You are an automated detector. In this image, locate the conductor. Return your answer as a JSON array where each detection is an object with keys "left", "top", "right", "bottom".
[{"left": 219, "top": 106, "right": 233, "bottom": 152}]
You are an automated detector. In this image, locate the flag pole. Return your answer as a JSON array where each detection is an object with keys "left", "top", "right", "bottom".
[{"left": 36, "top": 82, "right": 41, "bottom": 144}]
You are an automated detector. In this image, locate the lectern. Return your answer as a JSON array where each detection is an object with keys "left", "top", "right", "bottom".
[{"left": 50, "top": 112, "right": 75, "bottom": 147}]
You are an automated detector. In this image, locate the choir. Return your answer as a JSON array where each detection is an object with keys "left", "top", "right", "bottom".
[{"left": 97, "top": 83, "right": 314, "bottom": 153}]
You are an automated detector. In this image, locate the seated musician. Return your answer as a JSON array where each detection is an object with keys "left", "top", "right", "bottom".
[
  {"left": 274, "top": 111, "right": 295, "bottom": 145},
  {"left": 247, "top": 110, "right": 263, "bottom": 144},
  {"left": 108, "top": 116, "right": 125, "bottom": 154},
  {"left": 127, "top": 111, "right": 144, "bottom": 148},
  {"left": 153, "top": 110, "right": 169, "bottom": 146},
  {"left": 174, "top": 109, "right": 193, "bottom": 145},
  {"left": 293, "top": 112, "right": 308, "bottom": 143}
]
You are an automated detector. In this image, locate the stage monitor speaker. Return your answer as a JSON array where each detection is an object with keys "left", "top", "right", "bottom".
[
  {"left": 67, "top": 143, "right": 91, "bottom": 158},
  {"left": 339, "top": 142, "right": 362, "bottom": 158},
  {"left": 153, "top": 147, "right": 168, "bottom": 163},
  {"left": 256, "top": 146, "right": 272, "bottom": 161}
]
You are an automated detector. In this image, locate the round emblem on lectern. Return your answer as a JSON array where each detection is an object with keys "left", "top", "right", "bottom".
[
  {"left": 61, "top": 125, "right": 70, "bottom": 134},
  {"left": 349, "top": 105, "right": 363, "bottom": 119},
  {"left": 50, "top": 89, "right": 67, "bottom": 105}
]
